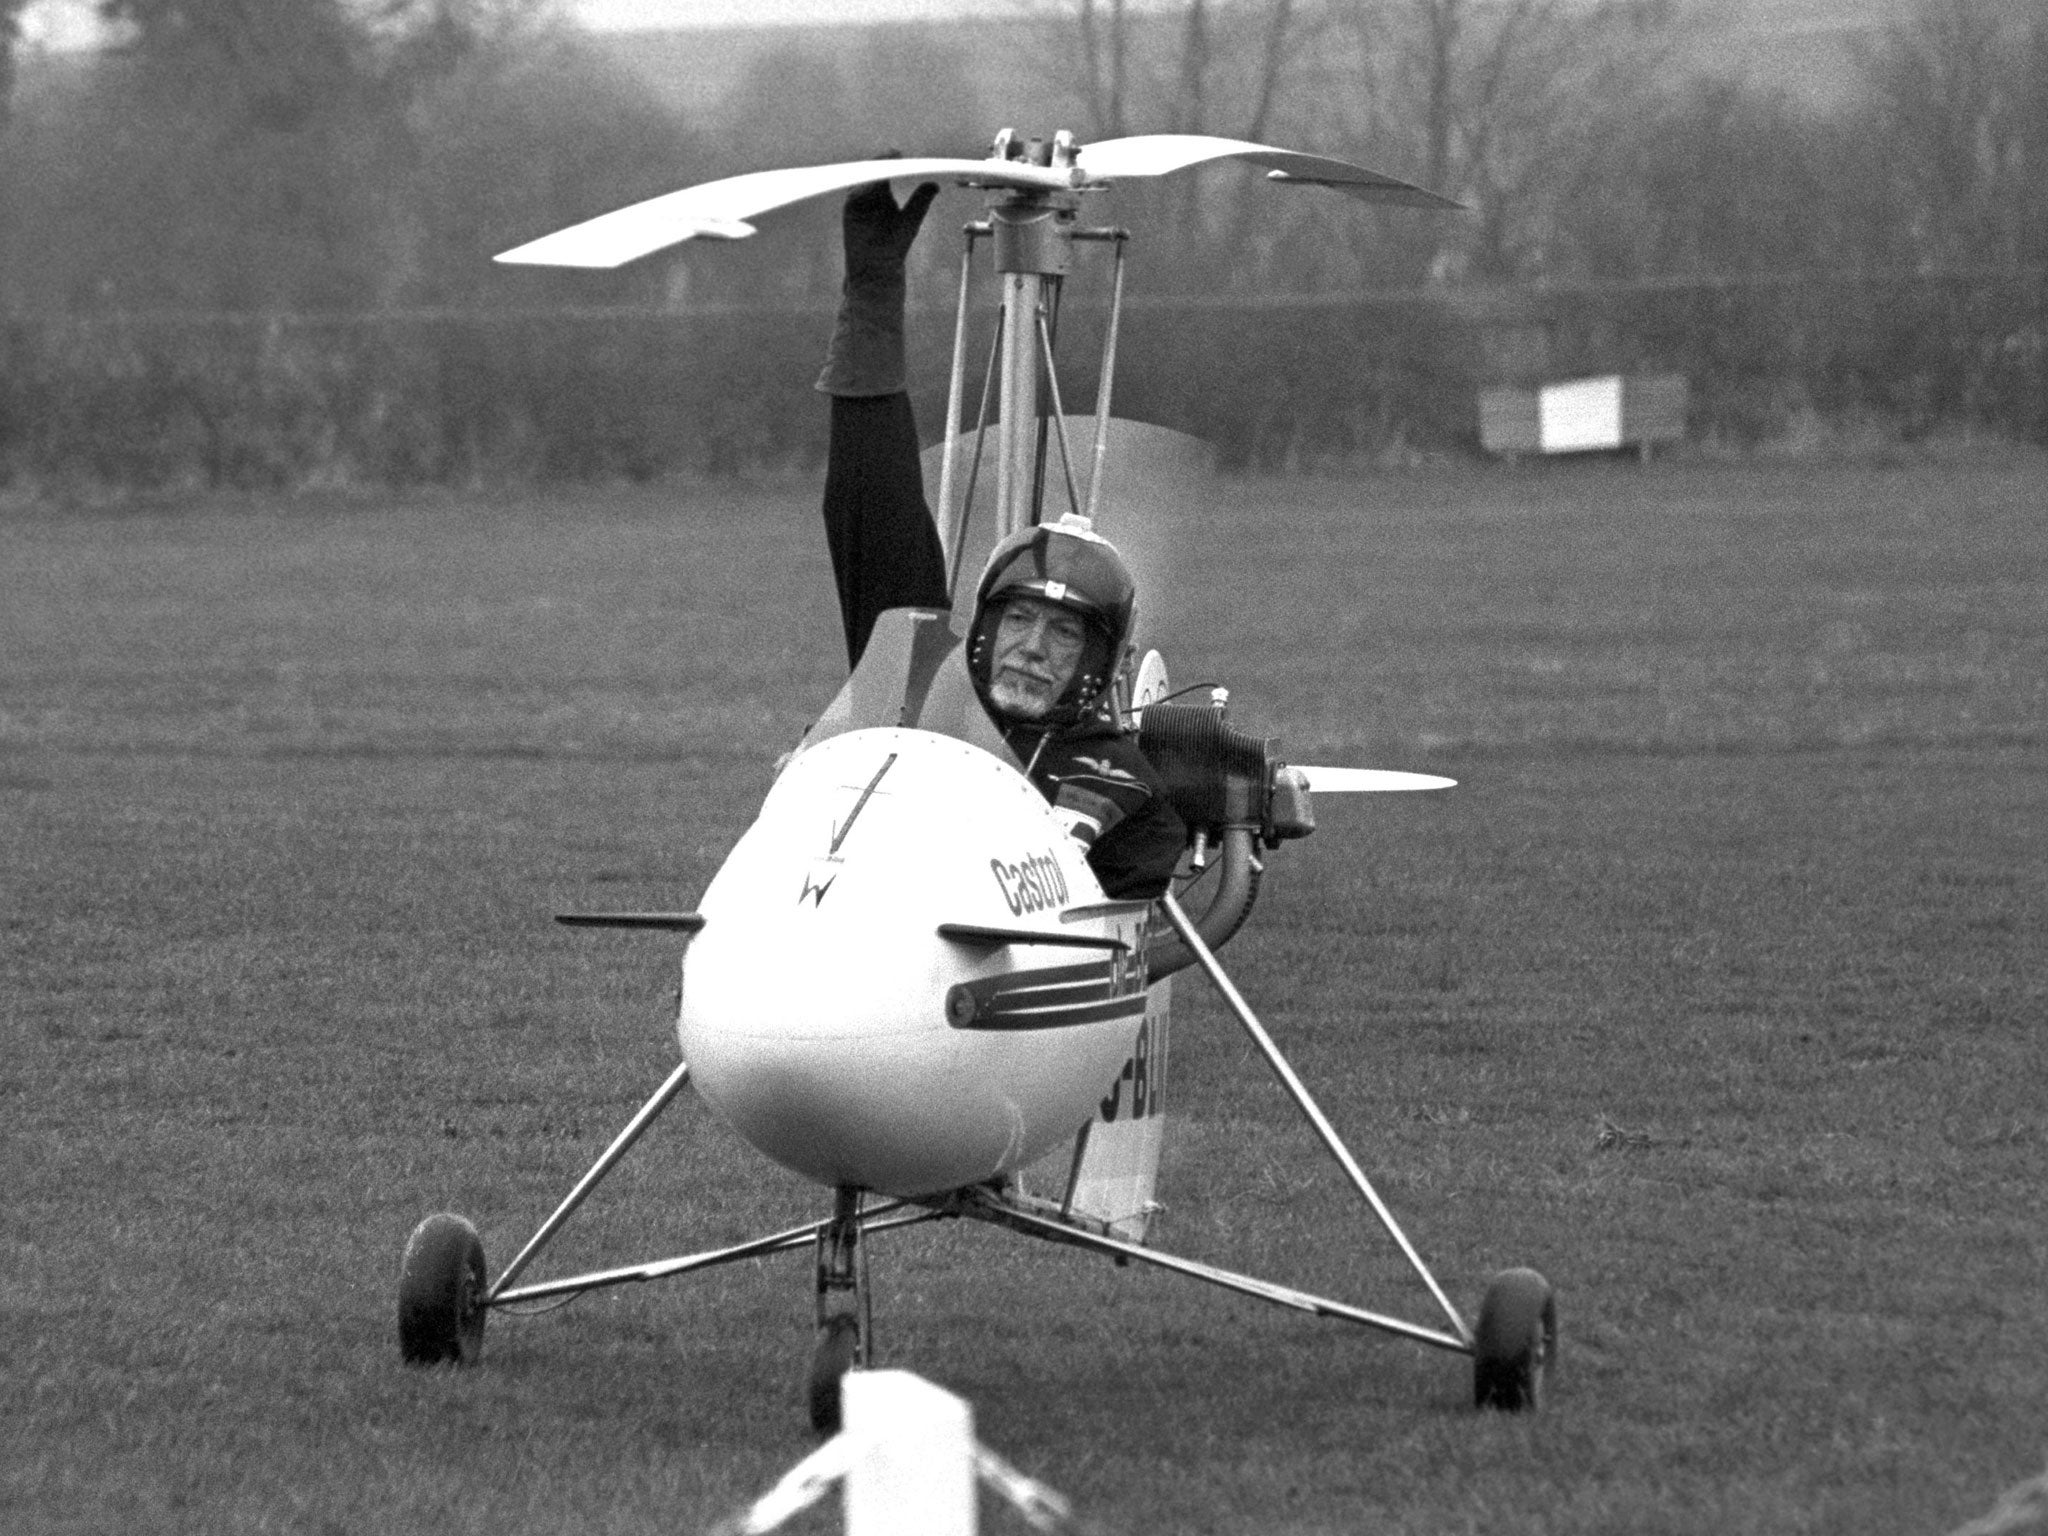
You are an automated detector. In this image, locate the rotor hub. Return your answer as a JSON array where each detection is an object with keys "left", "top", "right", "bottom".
[
  {"left": 990, "top": 197, "right": 1078, "bottom": 275},
  {"left": 987, "top": 128, "right": 1083, "bottom": 276}
]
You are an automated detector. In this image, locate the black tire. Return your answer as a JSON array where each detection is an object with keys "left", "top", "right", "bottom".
[
  {"left": 398, "top": 1213, "right": 487, "bottom": 1366},
  {"left": 807, "top": 1315, "right": 860, "bottom": 1434},
  {"left": 1472, "top": 1267, "right": 1556, "bottom": 1411}
]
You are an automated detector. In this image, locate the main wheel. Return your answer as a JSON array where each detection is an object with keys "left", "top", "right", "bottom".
[
  {"left": 807, "top": 1315, "right": 860, "bottom": 1434},
  {"left": 1472, "top": 1267, "right": 1555, "bottom": 1411},
  {"left": 398, "top": 1213, "right": 487, "bottom": 1366}
]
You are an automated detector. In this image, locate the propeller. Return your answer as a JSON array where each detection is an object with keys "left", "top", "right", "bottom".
[
  {"left": 1294, "top": 767, "right": 1456, "bottom": 793},
  {"left": 494, "top": 135, "right": 1456, "bottom": 270}
]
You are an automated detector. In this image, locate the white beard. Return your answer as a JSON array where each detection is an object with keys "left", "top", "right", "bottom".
[{"left": 989, "top": 671, "right": 1056, "bottom": 720}]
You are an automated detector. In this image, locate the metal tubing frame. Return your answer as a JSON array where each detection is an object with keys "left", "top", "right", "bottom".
[
  {"left": 1027, "top": 276, "right": 1064, "bottom": 528},
  {"left": 941, "top": 206, "right": 1127, "bottom": 590},
  {"left": 814, "top": 1185, "right": 874, "bottom": 1364},
  {"left": 945, "top": 273, "right": 1007, "bottom": 602},
  {"left": 935, "top": 227, "right": 979, "bottom": 578},
  {"left": 995, "top": 269, "right": 1040, "bottom": 539},
  {"left": 486, "top": 1201, "right": 938, "bottom": 1308},
  {"left": 1084, "top": 233, "right": 1129, "bottom": 524},
  {"left": 1160, "top": 892, "right": 1475, "bottom": 1346},
  {"left": 1035, "top": 305, "right": 1086, "bottom": 521},
  {"left": 953, "top": 1187, "right": 1468, "bottom": 1354},
  {"left": 486, "top": 1058, "right": 695, "bottom": 1301}
]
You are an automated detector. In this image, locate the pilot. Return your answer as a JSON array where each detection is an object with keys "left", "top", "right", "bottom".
[{"left": 814, "top": 171, "right": 1186, "bottom": 901}]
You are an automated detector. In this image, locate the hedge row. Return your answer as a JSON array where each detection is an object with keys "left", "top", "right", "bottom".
[
  {"left": 1585, "top": 270, "right": 2048, "bottom": 449},
  {"left": 0, "top": 309, "right": 832, "bottom": 490},
  {"left": 0, "top": 273, "right": 2038, "bottom": 492}
]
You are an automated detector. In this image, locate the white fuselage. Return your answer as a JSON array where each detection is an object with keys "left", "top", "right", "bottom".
[{"left": 679, "top": 728, "right": 1150, "bottom": 1197}]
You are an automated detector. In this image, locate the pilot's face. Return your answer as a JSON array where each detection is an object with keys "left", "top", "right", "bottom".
[{"left": 989, "top": 594, "right": 1088, "bottom": 721}]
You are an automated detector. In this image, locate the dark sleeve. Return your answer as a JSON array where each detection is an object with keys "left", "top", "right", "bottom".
[
  {"left": 1040, "top": 730, "right": 1186, "bottom": 901},
  {"left": 1088, "top": 786, "right": 1186, "bottom": 901},
  {"left": 822, "top": 393, "right": 950, "bottom": 669}
]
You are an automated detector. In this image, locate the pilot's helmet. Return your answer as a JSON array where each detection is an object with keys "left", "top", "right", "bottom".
[{"left": 968, "top": 514, "right": 1137, "bottom": 728}]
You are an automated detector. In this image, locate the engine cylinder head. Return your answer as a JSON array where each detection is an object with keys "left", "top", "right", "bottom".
[{"left": 1136, "top": 702, "right": 1273, "bottom": 831}]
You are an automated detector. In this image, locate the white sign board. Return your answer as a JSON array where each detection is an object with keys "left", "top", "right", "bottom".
[{"left": 1538, "top": 375, "right": 1625, "bottom": 453}]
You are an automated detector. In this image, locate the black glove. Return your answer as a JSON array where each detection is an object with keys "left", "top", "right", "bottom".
[
  {"left": 816, "top": 163, "right": 941, "bottom": 398},
  {"left": 841, "top": 174, "right": 940, "bottom": 291}
]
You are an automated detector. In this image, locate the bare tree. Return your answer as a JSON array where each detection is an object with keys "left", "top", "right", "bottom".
[
  {"left": 1069, "top": 0, "right": 1133, "bottom": 138},
  {"left": 1, "top": 0, "right": 32, "bottom": 123},
  {"left": 98, "top": 0, "right": 552, "bottom": 124},
  {"left": 1549, "top": 78, "right": 1871, "bottom": 280},
  {"left": 2, "top": 0, "right": 681, "bottom": 311},
  {"left": 1045, "top": 0, "right": 1311, "bottom": 143},
  {"left": 98, "top": 0, "right": 367, "bottom": 130},
  {"left": 1855, "top": 0, "right": 2047, "bottom": 267},
  {"left": 1314, "top": 0, "right": 1691, "bottom": 284},
  {"left": 402, "top": 26, "right": 698, "bottom": 309},
  {"left": 1028, "top": 0, "right": 1325, "bottom": 291},
  {"left": 1028, "top": 0, "right": 1690, "bottom": 290},
  {"left": 2019, "top": 9, "right": 2048, "bottom": 265}
]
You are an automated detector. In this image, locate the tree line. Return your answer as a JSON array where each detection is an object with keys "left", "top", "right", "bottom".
[
  {"left": 1040, "top": 0, "right": 2047, "bottom": 290},
  {"left": 0, "top": 0, "right": 2041, "bottom": 488}
]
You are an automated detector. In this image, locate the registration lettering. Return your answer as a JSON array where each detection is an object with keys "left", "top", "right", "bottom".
[
  {"left": 989, "top": 849, "right": 1070, "bottom": 917},
  {"left": 1100, "top": 1015, "right": 1161, "bottom": 1123}
]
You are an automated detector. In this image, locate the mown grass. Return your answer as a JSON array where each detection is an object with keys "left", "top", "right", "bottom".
[{"left": 3, "top": 454, "right": 2045, "bottom": 1536}]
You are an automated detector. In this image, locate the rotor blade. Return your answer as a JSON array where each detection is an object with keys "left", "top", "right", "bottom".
[
  {"left": 494, "top": 155, "right": 1075, "bottom": 269},
  {"left": 1074, "top": 134, "right": 1461, "bottom": 209},
  {"left": 1295, "top": 767, "right": 1457, "bottom": 793}
]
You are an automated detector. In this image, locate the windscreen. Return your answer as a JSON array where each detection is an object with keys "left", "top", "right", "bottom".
[{"left": 920, "top": 416, "right": 1214, "bottom": 656}]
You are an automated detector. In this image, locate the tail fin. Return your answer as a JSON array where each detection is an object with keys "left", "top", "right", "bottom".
[
  {"left": 1059, "top": 647, "right": 1175, "bottom": 1244},
  {"left": 1059, "top": 975, "right": 1170, "bottom": 1243}
]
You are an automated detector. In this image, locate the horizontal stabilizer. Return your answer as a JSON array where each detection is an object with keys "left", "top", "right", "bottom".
[
  {"left": 938, "top": 923, "right": 1129, "bottom": 953},
  {"left": 1296, "top": 767, "right": 1457, "bottom": 793},
  {"left": 556, "top": 912, "right": 707, "bottom": 932}
]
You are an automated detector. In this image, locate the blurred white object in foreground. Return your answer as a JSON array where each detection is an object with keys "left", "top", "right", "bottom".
[{"left": 714, "top": 1370, "right": 1073, "bottom": 1536}]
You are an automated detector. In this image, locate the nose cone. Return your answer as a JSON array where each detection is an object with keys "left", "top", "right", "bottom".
[
  {"left": 679, "top": 729, "right": 1143, "bottom": 1196},
  {"left": 686, "top": 999, "right": 1031, "bottom": 1194}
]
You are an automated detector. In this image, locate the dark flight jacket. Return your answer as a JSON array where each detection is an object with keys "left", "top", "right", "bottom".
[{"left": 820, "top": 393, "right": 1186, "bottom": 901}]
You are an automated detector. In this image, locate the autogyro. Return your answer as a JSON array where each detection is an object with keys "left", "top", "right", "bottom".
[{"left": 396, "top": 129, "right": 1558, "bottom": 1429}]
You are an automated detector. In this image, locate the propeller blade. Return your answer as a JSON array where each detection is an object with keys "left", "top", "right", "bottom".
[
  {"left": 1074, "top": 134, "right": 1461, "bottom": 209},
  {"left": 494, "top": 155, "right": 1076, "bottom": 269},
  {"left": 1296, "top": 767, "right": 1457, "bottom": 793}
]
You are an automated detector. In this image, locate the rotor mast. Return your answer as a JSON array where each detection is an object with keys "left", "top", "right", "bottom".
[
  {"left": 936, "top": 130, "right": 1133, "bottom": 597},
  {"left": 987, "top": 130, "right": 1082, "bottom": 540}
]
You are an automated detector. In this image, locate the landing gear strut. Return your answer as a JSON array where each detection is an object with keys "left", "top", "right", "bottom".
[{"left": 808, "top": 1186, "right": 871, "bottom": 1432}]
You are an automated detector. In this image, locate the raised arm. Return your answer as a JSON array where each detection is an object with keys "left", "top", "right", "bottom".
[{"left": 816, "top": 176, "right": 951, "bottom": 669}]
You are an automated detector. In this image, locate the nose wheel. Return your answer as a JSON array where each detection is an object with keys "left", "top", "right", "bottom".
[
  {"left": 808, "top": 1314, "right": 862, "bottom": 1431},
  {"left": 808, "top": 1187, "right": 872, "bottom": 1432}
]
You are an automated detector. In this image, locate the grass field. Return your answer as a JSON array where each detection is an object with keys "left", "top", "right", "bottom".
[{"left": 4, "top": 453, "right": 2045, "bottom": 1535}]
